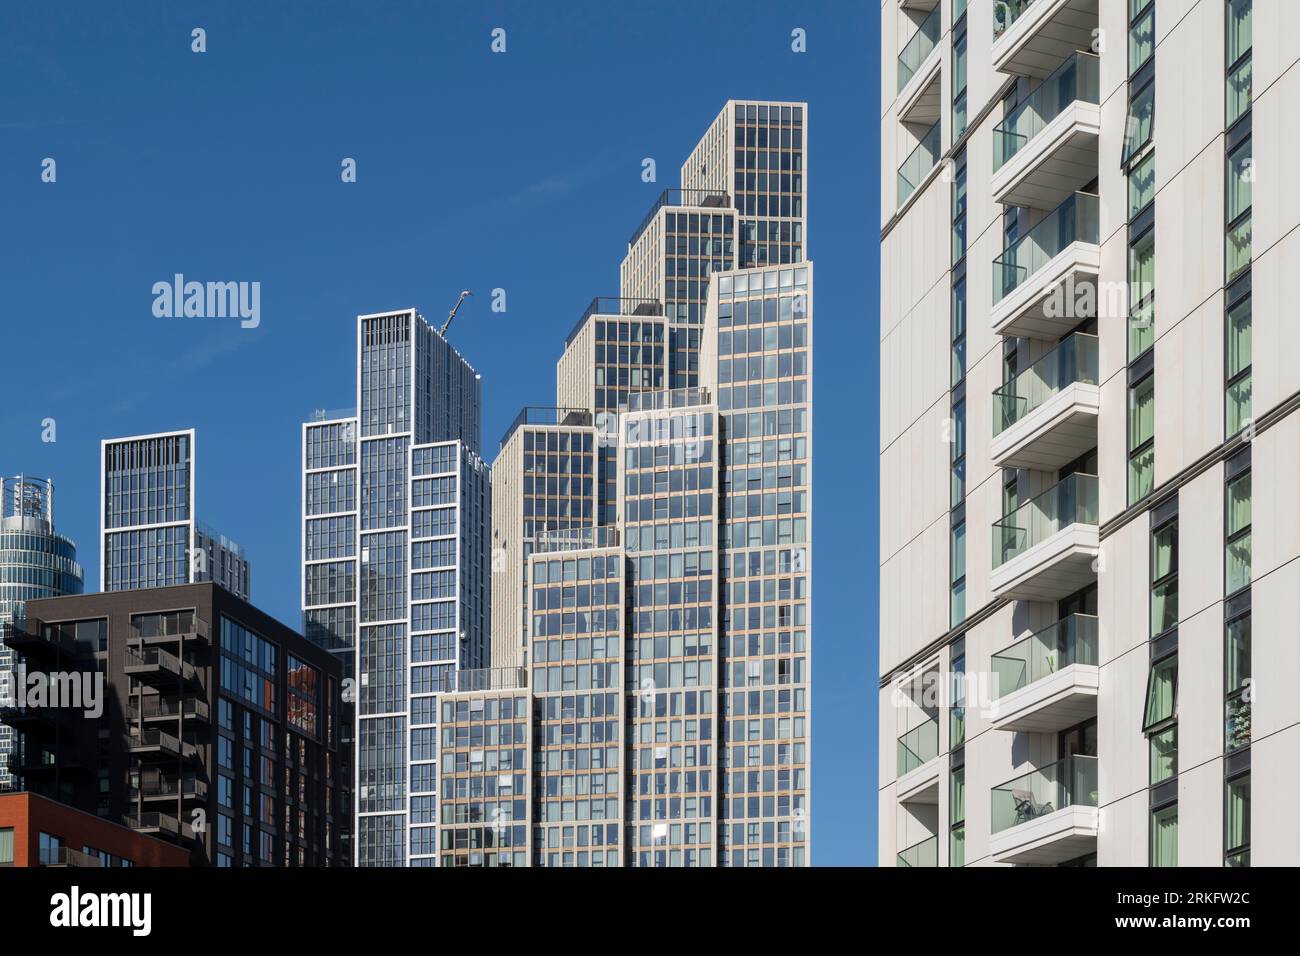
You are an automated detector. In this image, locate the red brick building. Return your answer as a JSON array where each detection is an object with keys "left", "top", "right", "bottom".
[{"left": 0, "top": 791, "right": 189, "bottom": 867}]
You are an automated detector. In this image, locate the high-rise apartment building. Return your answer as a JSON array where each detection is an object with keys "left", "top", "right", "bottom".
[
  {"left": 3, "top": 583, "right": 347, "bottom": 866},
  {"left": 302, "top": 308, "right": 490, "bottom": 866},
  {"left": 101, "top": 429, "right": 250, "bottom": 600},
  {"left": 0, "top": 476, "right": 84, "bottom": 791},
  {"left": 880, "top": 0, "right": 1287, "bottom": 866},
  {"left": 454, "top": 99, "right": 812, "bottom": 867}
]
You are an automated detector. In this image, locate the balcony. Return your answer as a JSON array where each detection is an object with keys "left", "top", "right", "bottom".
[
  {"left": 896, "top": 834, "right": 938, "bottom": 867},
  {"left": 991, "top": 52, "right": 1099, "bottom": 209},
  {"left": 136, "top": 777, "right": 209, "bottom": 802},
  {"left": 125, "top": 812, "right": 196, "bottom": 842},
  {"left": 992, "top": 193, "right": 1099, "bottom": 339},
  {"left": 897, "top": 5, "right": 940, "bottom": 94},
  {"left": 123, "top": 647, "right": 201, "bottom": 688},
  {"left": 42, "top": 847, "right": 104, "bottom": 868},
  {"left": 898, "top": 120, "right": 941, "bottom": 209},
  {"left": 0, "top": 704, "right": 56, "bottom": 731},
  {"left": 990, "top": 754, "right": 1098, "bottom": 864},
  {"left": 991, "top": 473, "right": 1098, "bottom": 602},
  {"left": 990, "top": 615, "right": 1099, "bottom": 733},
  {"left": 128, "top": 696, "right": 210, "bottom": 724},
  {"left": 993, "top": 0, "right": 1100, "bottom": 79},
  {"left": 2, "top": 624, "right": 74, "bottom": 663},
  {"left": 127, "top": 728, "right": 198, "bottom": 762},
  {"left": 991, "top": 332, "right": 1099, "bottom": 470},
  {"left": 896, "top": 718, "right": 940, "bottom": 803},
  {"left": 132, "top": 617, "right": 210, "bottom": 646}
]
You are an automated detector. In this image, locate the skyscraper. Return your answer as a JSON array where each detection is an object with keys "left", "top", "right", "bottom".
[
  {"left": 449, "top": 99, "right": 813, "bottom": 867},
  {"left": 302, "top": 308, "right": 490, "bottom": 866},
  {"left": 101, "top": 429, "right": 250, "bottom": 600},
  {"left": 0, "top": 475, "right": 84, "bottom": 791},
  {"left": 880, "top": 0, "right": 1287, "bottom": 866}
]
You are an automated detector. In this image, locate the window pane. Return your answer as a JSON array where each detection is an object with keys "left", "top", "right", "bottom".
[
  {"left": 1151, "top": 804, "right": 1178, "bottom": 866},
  {"left": 1128, "top": 150, "right": 1155, "bottom": 217},
  {"left": 1129, "top": 375, "right": 1155, "bottom": 451},
  {"left": 1225, "top": 615, "right": 1251, "bottom": 692},
  {"left": 1227, "top": 473, "right": 1252, "bottom": 536},
  {"left": 1227, "top": 57, "right": 1252, "bottom": 126},
  {"left": 1227, "top": 0, "right": 1253, "bottom": 64},
  {"left": 1143, "top": 655, "right": 1177, "bottom": 729},
  {"left": 1150, "top": 725, "right": 1177, "bottom": 783},
  {"left": 1128, "top": 232, "right": 1155, "bottom": 357},
  {"left": 1227, "top": 141, "right": 1253, "bottom": 223},
  {"left": 1130, "top": 7, "right": 1155, "bottom": 74},
  {"left": 1122, "top": 82, "right": 1155, "bottom": 165},
  {"left": 1227, "top": 298, "right": 1252, "bottom": 379},
  {"left": 1225, "top": 774, "right": 1250, "bottom": 854}
]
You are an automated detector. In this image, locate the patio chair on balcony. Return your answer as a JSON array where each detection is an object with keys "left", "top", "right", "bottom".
[{"left": 1012, "top": 788, "right": 1054, "bottom": 824}]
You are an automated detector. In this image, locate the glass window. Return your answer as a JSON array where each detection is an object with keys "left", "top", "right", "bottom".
[
  {"left": 0, "top": 828, "right": 13, "bottom": 865},
  {"left": 1130, "top": 2, "right": 1155, "bottom": 74},
  {"left": 949, "top": 766, "right": 965, "bottom": 867},
  {"left": 1150, "top": 725, "right": 1177, "bottom": 783},
  {"left": 1128, "top": 374, "right": 1155, "bottom": 503},
  {"left": 1225, "top": 773, "right": 1250, "bottom": 865},
  {"left": 1226, "top": 139, "right": 1253, "bottom": 281},
  {"left": 1226, "top": 297, "right": 1252, "bottom": 437},
  {"left": 1151, "top": 522, "right": 1178, "bottom": 636},
  {"left": 1226, "top": 0, "right": 1253, "bottom": 125},
  {"left": 1121, "top": 80, "right": 1155, "bottom": 166},
  {"left": 1128, "top": 230, "right": 1155, "bottom": 358},
  {"left": 1225, "top": 472, "right": 1252, "bottom": 595},
  {"left": 1143, "top": 653, "right": 1177, "bottom": 731},
  {"left": 1128, "top": 149, "right": 1155, "bottom": 217},
  {"left": 1151, "top": 804, "right": 1178, "bottom": 866}
]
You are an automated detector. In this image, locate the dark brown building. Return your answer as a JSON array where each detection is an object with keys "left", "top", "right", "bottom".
[
  {"left": 4, "top": 583, "right": 349, "bottom": 866},
  {"left": 0, "top": 790, "right": 189, "bottom": 867}
]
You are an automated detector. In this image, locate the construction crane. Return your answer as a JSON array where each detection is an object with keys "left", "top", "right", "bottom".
[{"left": 439, "top": 290, "right": 472, "bottom": 337}]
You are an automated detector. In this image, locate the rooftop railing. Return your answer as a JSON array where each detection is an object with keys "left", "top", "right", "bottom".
[
  {"left": 455, "top": 667, "right": 528, "bottom": 693},
  {"left": 629, "top": 189, "right": 730, "bottom": 247},
  {"left": 499, "top": 406, "right": 594, "bottom": 450},
  {"left": 564, "top": 296, "right": 664, "bottom": 349}
]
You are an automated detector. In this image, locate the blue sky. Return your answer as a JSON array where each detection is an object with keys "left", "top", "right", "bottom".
[{"left": 0, "top": 0, "right": 879, "bottom": 865}]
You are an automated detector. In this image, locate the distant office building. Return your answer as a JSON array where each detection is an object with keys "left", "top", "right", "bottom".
[
  {"left": 4, "top": 583, "right": 347, "bottom": 866},
  {"left": 0, "top": 475, "right": 84, "bottom": 791},
  {"left": 101, "top": 429, "right": 250, "bottom": 600},
  {"left": 302, "top": 308, "right": 490, "bottom": 866}
]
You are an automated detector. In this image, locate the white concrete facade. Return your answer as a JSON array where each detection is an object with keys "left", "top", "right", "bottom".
[{"left": 880, "top": 0, "right": 1292, "bottom": 867}]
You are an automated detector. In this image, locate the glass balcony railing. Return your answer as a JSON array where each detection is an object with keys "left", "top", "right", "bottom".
[
  {"left": 993, "top": 472, "right": 1098, "bottom": 568},
  {"left": 898, "top": 120, "right": 941, "bottom": 208},
  {"left": 898, "top": 6, "right": 941, "bottom": 92},
  {"left": 991, "top": 614, "right": 1099, "bottom": 698},
  {"left": 991, "top": 754, "right": 1098, "bottom": 834},
  {"left": 993, "top": 332, "right": 1099, "bottom": 434},
  {"left": 993, "top": 0, "right": 1038, "bottom": 41},
  {"left": 897, "top": 718, "right": 939, "bottom": 776},
  {"left": 993, "top": 51, "right": 1100, "bottom": 171},
  {"left": 897, "top": 835, "right": 939, "bottom": 867},
  {"left": 994, "top": 193, "right": 1099, "bottom": 304}
]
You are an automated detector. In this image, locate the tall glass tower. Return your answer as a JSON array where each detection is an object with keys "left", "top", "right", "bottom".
[
  {"left": 101, "top": 429, "right": 250, "bottom": 600},
  {"left": 302, "top": 308, "right": 489, "bottom": 866},
  {"left": 0, "top": 475, "right": 84, "bottom": 789}
]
